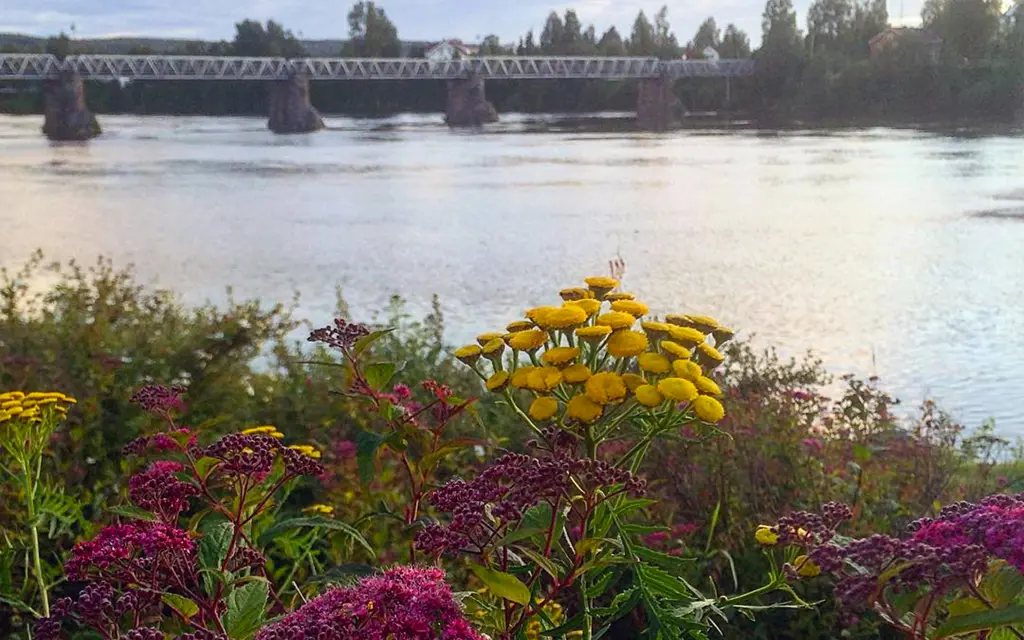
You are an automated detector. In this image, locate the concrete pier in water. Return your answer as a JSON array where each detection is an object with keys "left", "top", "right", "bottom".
[
  {"left": 42, "top": 71, "right": 101, "bottom": 141},
  {"left": 445, "top": 74, "right": 498, "bottom": 127},
  {"left": 636, "top": 75, "right": 681, "bottom": 131},
  {"left": 268, "top": 72, "right": 325, "bottom": 134}
]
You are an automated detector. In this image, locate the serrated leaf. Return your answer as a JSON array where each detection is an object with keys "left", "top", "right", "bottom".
[
  {"left": 106, "top": 505, "right": 156, "bottom": 522},
  {"left": 981, "top": 562, "right": 1024, "bottom": 608},
  {"left": 194, "top": 456, "right": 219, "bottom": 479},
  {"left": 223, "top": 579, "right": 268, "bottom": 640},
  {"left": 470, "top": 564, "right": 532, "bottom": 606},
  {"left": 259, "top": 517, "right": 373, "bottom": 556},
  {"left": 354, "top": 329, "right": 395, "bottom": 358},
  {"left": 633, "top": 546, "right": 697, "bottom": 573},
  {"left": 576, "top": 537, "right": 621, "bottom": 557},
  {"left": 355, "top": 429, "right": 387, "bottom": 486},
  {"left": 935, "top": 604, "right": 1024, "bottom": 638},
  {"left": 364, "top": 362, "right": 397, "bottom": 392},
  {"left": 162, "top": 594, "right": 199, "bottom": 620},
  {"left": 199, "top": 521, "right": 233, "bottom": 594}
]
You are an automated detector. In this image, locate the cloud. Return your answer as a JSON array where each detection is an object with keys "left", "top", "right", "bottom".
[{"left": 1, "top": 0, "right": 925, "bottom": 47}]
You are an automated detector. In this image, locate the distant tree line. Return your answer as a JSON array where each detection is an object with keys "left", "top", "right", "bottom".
[{"left": 1, "top": 0, "right": 1022, "bottom": 120}]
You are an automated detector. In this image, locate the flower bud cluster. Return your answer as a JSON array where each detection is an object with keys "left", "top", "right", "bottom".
[{"left": 307, "top": 318, "right": 371, "bottom": 351}]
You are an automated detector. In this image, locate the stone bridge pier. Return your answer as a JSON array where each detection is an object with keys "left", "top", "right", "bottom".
[
  {"left": 636, "top": 75, "right": 681, "bottom": 132},
  {"left": 268, "top": 71, "right": 325, "bottom": 134},
  {"left": 446, "top": 74, "right": 498, "bottom": 127},
  {"left": 43, "top": 71, "right": 101, "bottom": 141}
]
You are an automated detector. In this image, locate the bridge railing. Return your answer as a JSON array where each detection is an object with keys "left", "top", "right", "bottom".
[{"left": 0, "top": 54, "right": 756, "bottom": 81}]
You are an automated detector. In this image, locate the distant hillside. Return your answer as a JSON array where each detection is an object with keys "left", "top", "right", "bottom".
[{"left": 0, "top": 33, "right": 431, "bottom": 56}]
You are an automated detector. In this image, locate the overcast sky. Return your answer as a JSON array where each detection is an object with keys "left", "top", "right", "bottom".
[{"left": 0, "top": 0, "right": 923, "bottom": 47}]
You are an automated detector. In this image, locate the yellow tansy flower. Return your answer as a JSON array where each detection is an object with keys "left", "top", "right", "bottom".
[
  {"left": 657, "top": 378, "right": 699, "bottom": 403},
  {"left": 7, "top": 406, "right": 25, "bottom": 415},
  {"left": 562, "top": 364, "right": 592, "bottom": 384},
  {"left": 606, "top": 331, "right": 649, "bottom": 358},
  {"left": 476, "top": 332, "right": 505, "bottom": 346},
  {"left": 712, "top": 327, "right": 736, "bottom": 345},
  {"left": 508, "top": 330, "right": 548, "bottom": 352},
  {"left": 635, "top": 385, "right": 664, "bottom": 407},
  {"left": 482, "top": 338, "right": 506, "bottom": 359},
  {"left": 526, "top": 306, "right": 561, "bottom": 329},
  {"left": 242, "top": 426, "right": 277, "bottom": 435},
  {"left": 667, "top": 326, "right": 705, "bottom": 348},
  {"left": 686, "top": 314, "right": 721, "bottom": 333},
  {"left": 661, "top": 341, "right": 692, "bottom": 359},
  {"left": 528, "top": 367, "right": 564, "bottom": 393},
  {"left": 641, "top": 321, "right": 671, "bottom": 338},
  {"left": 596, "top": 312, "right": 635, "bottom": 331},
  {"left": 566, "top": 395, "right": 604, "bottom": 423},
  {"left": 529, "top": 397, "right": 559, "bottom": 421},
  {"left": 507, "top": 320, "right": 534, "bottom": 333},
  {"left": 695, "top": 376, "right": 723, "bottom": 397},
  {"left": 1, "top": 400, "right": 19, "bottom": 410},
  {"left": 584, "top": 276, "right": 619, "bottom": 290},
  {"left": 637, "top": 352, "right": 670, "bottom": 374},
  {"left": 546, "top": 305, "right": 589, "bottom": 329},
  {"left": 559, "top": 287, "right": 592, "bottom": 301},
  {"left": 755, "top": 525, "right": 779, "bottom": 546},
  {"left": 542, "top": 347, "right": 581, "bottom": 366},
  {"left": 622, "top": 374, "right": 647, "bottom": 392},
  {"left": 610, "top": 300, "right": 649, "bottom": 318},
  {"left": 697, "top": 343, "right": 725, "bottom": 370},
  {"left": 565, "top": 298, "right": 601, "bottom": 317},
  {"left": 510, "top": 367, "right": 538, "bottom": 389},
  {"left": 692, "top": 396, "right": 725, "bottom": 423},
  {"left": 455, "top": 344, "right": 482, "bottom": 365},
  {"left": 673, "top": 360, "right": 703, "bottom": 382},
  {"left": 585, "top": 372, "right": 627, "bottom": 405},
  {"left": 486, "top": 371, "right": 510, "bottom": 392},
  {"left": 288, "top": 444, "right": 322, "bottom": 459},
  {"left": 0, "top": 411, "right": 10, "bottom": 423},
  {"left": 576, "top": 325, "right": 612, "bottom": 343},
  {"left": 794, "top": 555, "right": 821, "bottom": 578},
  {"left": 604, "top": 292, "right": 635, "bottom": 301},
  {"left": 305, "top": 504, "right": 334, "bottom": 515}
]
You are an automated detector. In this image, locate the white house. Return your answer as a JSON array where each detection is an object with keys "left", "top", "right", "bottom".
[{"left": 425, "top": 39, "right": 475, "bottom": 63}]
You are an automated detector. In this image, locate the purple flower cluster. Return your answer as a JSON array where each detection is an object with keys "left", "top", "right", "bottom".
[
  {"left": 130, "top": 384, "right": 187, "bottom": 414},
  {"left": 308, "top": 318, "right": 371, "bottom": 352},
  {"left": 35, "top": 585, "right": 160, "bottom": 640},
  {"left": 129, "top": 461, "right": 199, "bottom": 523},
  {"left": 416, "top": 451, "right": 645, "bottom": 556},
  {"left": 123, "top": 428, "right": 195, "bottom": 456},
  {"left": 65, "top": 522, "right": 197, "bottom": 587},
  {"left": 910, "top": 493, "right": 1024, "bottom": 571},
  {"left": 202, "top": 432, "right": 282, "bottom": 477},
  {"left": 255, "top": 566, "right": 484, "bottom": 640},
  {"left": 282, "top": 446, "right": 326, "bottom": 477}
]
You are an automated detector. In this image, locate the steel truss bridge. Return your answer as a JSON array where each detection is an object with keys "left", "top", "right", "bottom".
[{"left": 0, "top": 54, "right": 755, "bottom": 81}]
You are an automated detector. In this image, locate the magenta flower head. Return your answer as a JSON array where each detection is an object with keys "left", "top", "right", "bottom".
[
  {"left": 130, "top": 384, "right": 187, "bottom": 414},
  {"left": 308, "top": 318, "right": 371, "bottom": 352},
  {"left": 129, "top": 461, "right": 199, "bottom": 523},
  {"left": 65, "top": 522, "right": 197, "bottom": 586},
  {"left": 256, "top": 566, "right": 484, "bottom": 640},
  {"left": 202, "top": 432, "right": 283, "bottom": 477}
]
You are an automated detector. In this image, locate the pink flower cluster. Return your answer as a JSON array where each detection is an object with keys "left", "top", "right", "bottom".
[
  {"left": 129, "top": 461, "right": 199, "bottom": 523},
  {"left": 255, "top": 566, "right": 484, "bottom": 640},
  {"left": 65, "top": 522, "right": 197, "bottom": 586},
  {"left": 130, "top": 384, "right": 187, "bottom": 414}
]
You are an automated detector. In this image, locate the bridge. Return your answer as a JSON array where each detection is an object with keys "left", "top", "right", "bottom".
[{"left": 0, "top": 54, "right": 756, "bottom": 139}]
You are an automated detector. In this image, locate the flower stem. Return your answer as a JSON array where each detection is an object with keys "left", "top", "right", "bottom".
[{"left": 23, "top": 462, "right": 49, "bottom": 617}]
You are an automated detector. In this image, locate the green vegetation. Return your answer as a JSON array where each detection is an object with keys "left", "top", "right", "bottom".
[
  {"left": 2, "top": 253, "right": 1023, "bottom": 638},
  {"left": 1, "top": 0, "right": 1022, "bottom": 119}
]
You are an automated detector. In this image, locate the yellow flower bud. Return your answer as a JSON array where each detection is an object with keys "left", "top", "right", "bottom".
[
  {"left": 562, "top": 364, "right": 592, "bottom": 384},
  {"left": 634, "top": 385, "right": 664, "bottom": 408},
  {"left": 606, "top": 330, "right": 649, "bottom": 358},
  {"left": 508, "top": 330, "right": 548, "bottom": 352},
  {"left": 455, "top": 344, "right": 482, "bottom": 365},
  {"left": 529, "top": 397, "right": 559, "bottom": 421},
  {"left": 692, "top": 396, "right": 725, "bottom": 423},
  {"left": 657, "top": 378, "right": 699, "bottom": 403},
  {"left": 695, "top": 376, "right": 723, "bottom": 397},
  {"left": 755, "top": 525, "right": 779, "bottom": 546},
  {"left": 542, "top": 347, "right": 581, "bottom": 366},
  {"left": 610, "top": 300, "right": 649, "bottom": 318},
  {"left": 585, "top": 372, "right": 627, "bottom": 405},
  {"left": 566, "top": 395, "right": 603, "bottom": 423},
  {"left": 596, "top": 312, "right": 635, "bottom": 331},
  {"left": 486, "top": 371, "right": 510, "bottom": 392},
  {"left": 637, "top": 352, "right": 670, "bottom": 374},
  {"left": 672, "top": 360, "right": 703, "bottom": 382},
  {"left": 795, "top": 555, "right": 821, "bottom": 577}
]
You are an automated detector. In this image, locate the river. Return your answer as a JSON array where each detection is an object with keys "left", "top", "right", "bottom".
[{"left": 1, "top": 113, "right": 1023, "bottom": 432}]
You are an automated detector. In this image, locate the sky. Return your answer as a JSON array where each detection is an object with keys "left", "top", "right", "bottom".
[{"left": 0, "top": 0, "right": 925, "bottom": 48}]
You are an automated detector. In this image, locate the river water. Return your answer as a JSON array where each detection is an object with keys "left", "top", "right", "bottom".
[{"left": 1, "top": 113, "right": 1023, "bottom": 432}]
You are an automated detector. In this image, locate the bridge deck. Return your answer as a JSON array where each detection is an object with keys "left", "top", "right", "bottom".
[{"left": 0, "top": 54, "right": 755, "bottom": 81}]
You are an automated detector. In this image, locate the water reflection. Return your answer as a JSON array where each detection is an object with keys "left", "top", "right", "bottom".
[{"left": 0, "top": 114, "right": 1023, "bottom": 433}]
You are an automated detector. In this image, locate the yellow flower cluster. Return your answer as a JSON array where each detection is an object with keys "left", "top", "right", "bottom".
[
  {"left": 453, "top": 277, "right": 735, "bottom": 428},
  {"left": 242, "top": 425, "right": 285, "bottom": 439},
  {"left": 0, "top": 391, "right": 77, "bottom": 424},
  {"left": 288, "top": 444, "right": 322, "bottom": 459},
  {"left": 304, "top": 503, "right": 335, "bottom": 515}
]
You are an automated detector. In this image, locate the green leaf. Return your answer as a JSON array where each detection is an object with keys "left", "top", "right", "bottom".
[
  {"left": 705, "top": 501, "right": 722, "bottom": 553},
  {"left": 935, "top": 605, "right": 1024, "bottom": 638},
  {"left": 106, "top": 505, "right": 156, "bottom": 522},
  {"left": 633, "top": 546, "right": 697, "bottom": 574},
  {"left": 516, "top": 548, "right": 563, "bottom": 579},
  {"left": 981, "top": 562, "right": 1024, "bottom": 608},
  {"left": 947, "top": 597, "right": 988, "bottom": 617},
  {"left": 259, "top": 517, "right": 373, "bottom": 556},
  {"left": 636, "top": 564, "right": 700, "bottom": 601},
  {"left": 354, "top": 328, "right": 395, "bottom": 358},
  {"left": 469, "top": 564, "right": 532, "bottom": 606},
  {"left": 364, "top": 362, "right": 397, "bottom": 392},
  {"left": 199, "top": 521, "right": 234, "bottom": 595},
  {"left": 0, "top": 594, "right": 37, "bottom": 615},
  {"left": 592, "top": 586, "right": 641, "bottom": 620},
  {"left": 576, "top": 537, "right": 618, "bottom": 557},
  {"left": 853, "top": 444, "right": 873, "bottom": 462},
  {"left": 194, "top": 456, "right": 220, "bottom": 479},
  {"left": 420, "top": 439, "right": 482, "bottom": 474},
  {"left": 223, "top": 579, "right": 269, "bottom": 640},
  {"left": 355, "top": 429, "right": 387, "bottom": 486},
  {"left": 614, "top": 498, "right": 659, "bottom": 516},
  {"left": 162, "top": 594, "right": 199, "bottom": 620}
]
